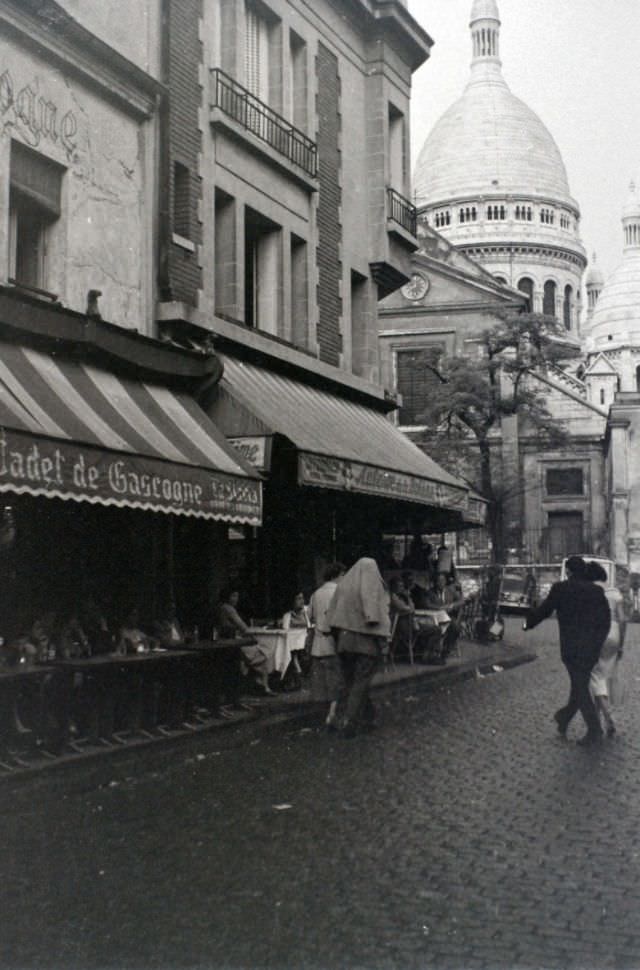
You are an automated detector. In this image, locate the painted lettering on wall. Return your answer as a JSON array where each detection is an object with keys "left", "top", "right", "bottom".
[{"left": 0, "top": 69, "right": 78, "bottom": 156}]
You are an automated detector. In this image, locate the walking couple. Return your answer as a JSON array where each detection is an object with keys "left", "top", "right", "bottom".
[{"left": 525, "top": 555, "right": 625, "bottom": 746}]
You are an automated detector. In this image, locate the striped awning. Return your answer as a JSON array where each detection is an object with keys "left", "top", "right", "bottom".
[
  {"left": 0, "top": 342, "right": 261, "bottom": 524},
  {"left": 212, "top": 355, "right": 472, "bottom": 517}
]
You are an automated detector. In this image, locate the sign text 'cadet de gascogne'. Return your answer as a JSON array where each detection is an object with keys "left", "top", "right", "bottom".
[{"left": 0, "top": 429, "right": 262, "bottom": 524}]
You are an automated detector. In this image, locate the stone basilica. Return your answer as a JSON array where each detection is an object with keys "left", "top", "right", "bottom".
[{"left": 379, "top": 0, "right": 640, "bottom": 572}]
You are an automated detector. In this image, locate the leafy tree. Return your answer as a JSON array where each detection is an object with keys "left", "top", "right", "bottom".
[{"left": 415, "top": 312, "right": 573, "bottom": 561}]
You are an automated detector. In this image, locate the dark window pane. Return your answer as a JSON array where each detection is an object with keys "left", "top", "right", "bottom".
[
  {"left": 546, "top": 468, "right": 583, "bottom": 496},
  {"left": 396, "top": 347, "right": 444, "bottom": 425}
]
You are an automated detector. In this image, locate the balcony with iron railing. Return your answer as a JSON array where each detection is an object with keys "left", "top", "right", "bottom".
[
  {"left": 210, "top": 68, "right": 317, "bottom": 184},
  {"left": 387, "top": 186, "right": 418, "bottom": 238}
]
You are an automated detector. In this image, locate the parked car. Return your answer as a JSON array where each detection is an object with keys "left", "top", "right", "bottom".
[{"left": 498, "top": 566, "right": 538, "bottom": 614}]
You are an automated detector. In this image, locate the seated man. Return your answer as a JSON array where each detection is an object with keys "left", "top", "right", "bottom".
[
  {"left": 425, "top": 573, "right": 466, "bottom": 661},
  {"left": 412, "top": 611, "right": 444, "bottom": 665}
]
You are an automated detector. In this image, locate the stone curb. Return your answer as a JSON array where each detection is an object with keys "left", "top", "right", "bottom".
[{"left": 0, "top": 643, "right": 537, "bottom": 787}]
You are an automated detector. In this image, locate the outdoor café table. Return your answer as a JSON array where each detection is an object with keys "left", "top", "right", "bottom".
[
  {"left": 413, "top": 609, "right": 451, "bottom": 660},
  {"left": 59, "top": 649, "right": 192, "bottom": 740},
  {"left": 0, "top": 664, "right": 57, "bottom": 757},
  {"left": 247, "top": 627, "right": 308, "bottom": 679}
]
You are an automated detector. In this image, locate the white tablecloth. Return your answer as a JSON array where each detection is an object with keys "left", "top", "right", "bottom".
[{"left": 248, "top": 627, "right": 308, "bottom": 676}]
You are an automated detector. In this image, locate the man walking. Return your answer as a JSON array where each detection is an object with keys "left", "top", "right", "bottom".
[{"left": 524, "top": 555, "right": 610, "bottom": 745}]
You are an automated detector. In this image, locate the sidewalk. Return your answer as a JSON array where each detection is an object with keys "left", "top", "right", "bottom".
[{"left": 0, "top": 636, "right": 536, "bottom": 781}]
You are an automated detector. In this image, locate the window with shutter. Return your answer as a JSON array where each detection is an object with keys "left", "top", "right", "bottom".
[
  {"left": 245, "top": 3, "right": 270, "bottom": 103},
  {"left": 8, "top": 141, "right": 64, "bottom": 295},
  {"left": 396, "top": 347, "right": 444, "bottom": 426}
]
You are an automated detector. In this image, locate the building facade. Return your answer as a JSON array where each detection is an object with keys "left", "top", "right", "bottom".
[{"left": 152, "top": 0, "right": 486, "bottom": 613}]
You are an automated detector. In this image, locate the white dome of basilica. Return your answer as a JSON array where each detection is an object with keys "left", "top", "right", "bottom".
[
  {"left": 412, "top": 1, "right": 585, "bottom": 333},
  {"left": 589, "top": 181, "right": 640, "bottom": 351},
  {"left": 414, "top": 79, "right": 572, "bottom": 207}
]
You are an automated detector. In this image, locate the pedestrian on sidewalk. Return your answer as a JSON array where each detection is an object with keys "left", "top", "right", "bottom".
[
  {"left": 586, "top": 561, "right": 626, "bottom": 738},
  {"left": 326, "top": 556, "right": 390, "bottom": 739},
  {"left": 308, "top": 562, "right": 345, "bottom": 730},
  {"left": 524, "top": 555, "right": 611, "bottom": 746}
]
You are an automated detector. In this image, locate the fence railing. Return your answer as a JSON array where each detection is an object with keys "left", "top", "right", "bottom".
[
  {"left": 387, "top": 186, "right": 417, "bottom": 236},
  {"left": 211, "top": 68, "right": 317, "bottom": 179}
]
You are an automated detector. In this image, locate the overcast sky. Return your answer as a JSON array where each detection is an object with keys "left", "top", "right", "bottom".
[{"left": 407, "top": 0, "right": 640, "bottom": 283}]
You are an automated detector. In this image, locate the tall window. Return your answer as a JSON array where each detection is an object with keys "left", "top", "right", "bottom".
[
  {"left": 9, "top": 141, "right": 63, "bottom": 294},
  {"left": 388, "top": 103, "right": 405, "bottom": 193},
  {"left": 245, "top": 2, "right": 276, "bottom": 104},
  {"left": 289, "top": 30, "right": 307, "bottom": 131},
  {"left": 290, "top": 233, "right": 308, "bottom": 348},
  {"left": 244, "top": 205, "right": 281, "bottom": 334},
  {"left": 543, "top": 280, "right": 557, "bottom": 317},
  {"left": 396, "top": 346, "right": 444, "bottom": 426},
  {"left": 563, "top": 284, "right": 573, "bottom": 331},
  {"left": 517, "top": 277, "right": 534, "bottom": 310}
]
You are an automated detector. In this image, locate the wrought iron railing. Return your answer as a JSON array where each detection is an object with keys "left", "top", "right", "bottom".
[
  {"left": 387, "top": 186, "right": 417, "bottom": 236},
  {"left": 211, "top": 68, "right": 317, "bottom": 179}
]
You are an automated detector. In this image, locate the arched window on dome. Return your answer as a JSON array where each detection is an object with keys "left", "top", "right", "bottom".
[
  {"left": 600, "top": 388, "right": 606, "bottom": 406},
  {"left": 543, "top": 280, "right": 557, "bottom": 317},
  {"left": 527, "top": 207, "right": 532, "bottom": 221},
  {"left": 518, "top": 277, "right": 534, "bottom": 311},
  {"left": 445, "top": 211, "right": 451, "bottom": 226},
  {"left": 499, "top": 205, "right": 506, "bottom": 220},
  {"left": 636, "top": 367, "right": 640, "bottom": 392},
  {"left": 459, "top": 209, "right": 465, "bottom": 224},
  {"left": 487, "top": 207, "right": 492, "bottom": 221},
  {"left": 563, "top": 285, "right": 573, "bottom": 331}
]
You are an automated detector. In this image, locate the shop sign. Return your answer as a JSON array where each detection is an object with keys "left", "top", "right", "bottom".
[
  {"left": 298, "top": 451, "right": 468, "bottom": 511},
  {"left": 228, "top": 436, "right": 272, "bottom": 473},
  {"left": 0, "top": 428, "right": 262, "bottom": 524}
]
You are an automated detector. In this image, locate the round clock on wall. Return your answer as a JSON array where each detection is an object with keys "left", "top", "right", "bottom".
[{"left": 401, "top": 272, "right": 430, "bottom": 302}]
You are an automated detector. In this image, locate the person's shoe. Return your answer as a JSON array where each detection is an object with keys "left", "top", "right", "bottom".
[
  {"left": 606, "top": 721, "right": 617, "bottom": 738},
  {"left": 553, "top": 711, "right": 568, "bottom": 737},
  {"left": 576, "top": 733, "right": 603, "bottom": 747}
]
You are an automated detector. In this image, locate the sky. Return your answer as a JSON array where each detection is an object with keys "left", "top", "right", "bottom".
[{"left": 407, "top": 0, "right": 640, "bottom": 283}]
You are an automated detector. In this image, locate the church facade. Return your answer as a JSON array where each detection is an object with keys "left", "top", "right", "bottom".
[{"left": 381, "top": 0, "right": 628, "bottom": 567}]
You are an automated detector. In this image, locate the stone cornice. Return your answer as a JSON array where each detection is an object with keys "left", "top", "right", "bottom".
[
  {"left": 458, "top": 242, "right": 587, "bottom": 270},
  {"left": 0, "top": 0, "right": 163, "bottom": 119}
]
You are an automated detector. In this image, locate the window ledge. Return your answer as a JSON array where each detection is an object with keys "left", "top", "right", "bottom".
[{"left": 172, "top": 233, "right": 196, "bottom": 253}]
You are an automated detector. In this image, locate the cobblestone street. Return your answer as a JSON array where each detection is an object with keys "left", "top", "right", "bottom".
[{"left": 2, "top": 618, "right": 640, "bottom": 970}]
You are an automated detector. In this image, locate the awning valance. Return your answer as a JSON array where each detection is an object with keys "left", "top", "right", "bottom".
[
  {"left": 0, "top": 342, "right": 261, "bottom": 524},
  {"left": 213, "top": 355, "right": 471, "bottom": 516}
]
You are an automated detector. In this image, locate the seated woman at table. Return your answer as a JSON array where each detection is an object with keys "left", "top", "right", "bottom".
[
  {"left": 280, "top": 592, "right": 311, "bottom": 689},
  {"left": 153, "top": 604, "right": 186, "bottom": 649},
  {"left": 218, "top": 588, "right": 274, "bottom": 697},
  {"left": 116, "top": 607, "right": 156, "bottom": 655},
  {"left": 58, "top": 611, "right": 91, "bottom": 659}
]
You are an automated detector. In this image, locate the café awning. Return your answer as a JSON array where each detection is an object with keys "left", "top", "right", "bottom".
[
  {"left": 213, "top": 355, "right": 473, "bottom": 517},
  {"left": 0, "top": 342, "right": 261, "bottom": 524}
]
